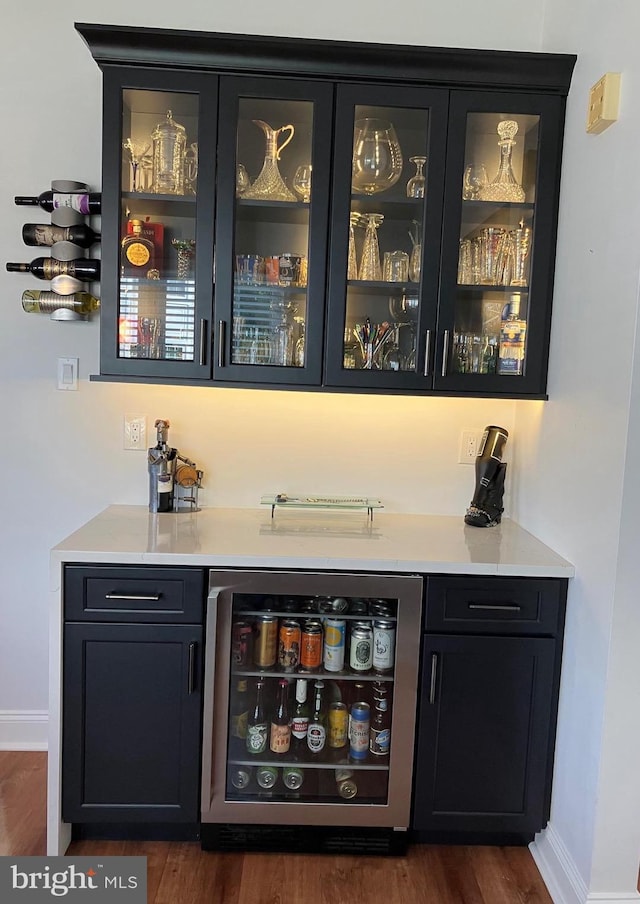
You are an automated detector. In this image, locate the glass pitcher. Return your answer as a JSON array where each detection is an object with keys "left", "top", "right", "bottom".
[{"left": 240, "top": 120, "right": 297, "bottom": 202}]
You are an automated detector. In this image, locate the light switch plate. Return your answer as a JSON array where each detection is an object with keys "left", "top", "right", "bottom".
[
  {"left": 57, "top": 357, "right": 78, "bottom": 391},
  {"left": 586, "top": 72, "right": 621, "bottom": 134}
]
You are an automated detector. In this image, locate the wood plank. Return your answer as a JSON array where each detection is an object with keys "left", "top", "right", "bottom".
[{"left": 0, "top": 752, "right": 556, "bottom": 904}]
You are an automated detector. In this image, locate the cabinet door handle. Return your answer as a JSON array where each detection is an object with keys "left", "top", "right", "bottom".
[
  {"left": 199, "top": 319, "right": 208, "bottom": 366},
  {"left": 467, "top": 602, "right": 522, "bottom": 612},
  {"left": 423, "top": 330, "right": 432, "bottom": 377},
  {"left": 441, "top": 330, "right": 450, "bottom": 377},
  {"left": 218, "top": 320, "right": 226, "bottom": 368},
  {"left": 188, "top": 642, "right": 197, "bottom": 694},
  {"left": 104, "top": 592, "right": 161, "bottom": 601},
  {"left": 429, "top": 653, "right": 438, "bottom": 704}
]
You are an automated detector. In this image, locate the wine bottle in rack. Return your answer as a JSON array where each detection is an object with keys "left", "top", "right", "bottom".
[
  {"left": 14, "top": 191, "right": 101, "bottom": 215},
  {"left": 7, "top": 257, "right": 101, "bottom": 282},
  {"left": 22, "top": 223, "right": 101, "bottom": 249},
  {"left": 21, "top": 290, "right": 101, "bottom": 315}
]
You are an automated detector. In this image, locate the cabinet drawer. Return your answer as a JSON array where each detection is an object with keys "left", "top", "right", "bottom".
[
  {"left": 424, "top": 576, "right": 566, "bottom": 636},
  {"left": 64, "top": 565, "right": 205, "bottom": 623}
]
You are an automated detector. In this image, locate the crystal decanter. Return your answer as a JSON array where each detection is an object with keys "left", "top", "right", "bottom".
[
  {"left": 240, "top": 120, "right": 297, "bottom": 202},
  {"left": 479, "top": 120, "right": 525, "bottom": 203}
]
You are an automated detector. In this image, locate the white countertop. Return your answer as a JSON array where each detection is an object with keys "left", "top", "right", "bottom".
[{"left": 50, "top": 505, "right": 574, "bottom": 580}]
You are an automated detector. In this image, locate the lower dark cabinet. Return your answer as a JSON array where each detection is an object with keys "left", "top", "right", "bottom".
[
  {"left": 412, "top": 633, "right": 557, "bottom": 840},
  {"left": 62, "top": 622, "right": 203, "bottom": 823}
]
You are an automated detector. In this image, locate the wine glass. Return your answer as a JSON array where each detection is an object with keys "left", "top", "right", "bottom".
[
  {"left": 236, "top": 163, "right": 252, "bottom": 196},
  {"left": 406, "top": 156, "right": 427, "bottom": 199},
  {"left": 352, "top": 119, "right": 403, "bottom": 195},
  {"left": 292, "top": 164, "right": 312, "bottom": 202},
  {"left": 123, "top": 138, "right": 152, "bottom": 192},
  {"left": 462, "top": 163, "right": 489, "bottom": 200},
  {"left": 183, "top": 142, "right": 198, "bottom": 195}
]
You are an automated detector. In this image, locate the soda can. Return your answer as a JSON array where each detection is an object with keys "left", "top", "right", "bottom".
[
  {"left": 232, "top": 620, "right": 253, "bottom": 667},
  {"left": 349, "top": 621, "right": 373, "bottom": 673},
  {"left": 254, "top": 615, "right": 278, "bottom": 668},
  {"left": 300, "top": 620, "right": 323, "bottom": 670},
  {"left": 323, "top": 617, "right": 346, "bottom": 672},
  {"left": 328, "top": 702, "right": 348, "bottom": 748},
  {"left": 282, "top": 767, "right": 304, "bottom": 790},
  {"left": 256, "top": 765, "right": 278, "bottom": 789},
  {"left": 279, "top": 253, "right": 297, "bottom": 286},
  {"left": 373, "top": 619, "right": 396, "bottom": 673},
  {"left": 230, "top": 766, "right": 252, "bottom": 790},
  {"left": 278, "top": 619, "right": 301, "bottom": 672},
  {"left": 334, "top": 767, "right": 354, "bottom": 783},
  {"left": 349, "top": 701, "right": 370, "bottom": 760}
]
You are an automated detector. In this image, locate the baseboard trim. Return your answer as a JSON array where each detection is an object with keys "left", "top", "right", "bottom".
[
  {"left": 0, "top": 710, "right": 48, "bottom": 750},
  {"left": 530, "top": 823, "right": 640, "bottom": 904}
]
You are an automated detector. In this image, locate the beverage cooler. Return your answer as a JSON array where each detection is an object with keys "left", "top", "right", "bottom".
[{"left": 200, "top": 570, "right": 423, "bottom": 853}]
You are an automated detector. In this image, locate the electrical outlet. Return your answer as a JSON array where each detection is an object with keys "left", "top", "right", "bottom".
[
  {"left": 586, "top": 72, "right": 621, "bottom": 134},
  {"left": 458, "top": 429, "right": 482, "bottom": 464},
  {"left": 123, "top": 414, "right": 147, "bottom": 451}
]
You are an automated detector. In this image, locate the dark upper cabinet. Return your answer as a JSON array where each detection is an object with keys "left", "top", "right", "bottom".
[{"left": 78, "top": 23, "right": 575, "bottom": 398}]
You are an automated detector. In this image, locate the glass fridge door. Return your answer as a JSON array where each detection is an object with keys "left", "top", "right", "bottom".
[{"left": 202, "top": 571, "right": 422, "bottom": 828}]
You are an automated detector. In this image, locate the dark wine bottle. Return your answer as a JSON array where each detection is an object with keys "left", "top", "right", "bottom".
[
  {"left": 14, "top": 191, "right": 101, "bottom": 215},
  {"left": 22, "top": 223, "right": 101, "bottom": 249},
  {"left": 7, "top": 257, "right": 100, "bottom": 282}
]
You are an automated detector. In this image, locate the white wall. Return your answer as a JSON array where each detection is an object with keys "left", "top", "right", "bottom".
[
  {"left": 8, "top": 3, "right": 640, "bottom": 902},
  {"left": 514, "top": 0, "right": 640, "bottom": 898}
]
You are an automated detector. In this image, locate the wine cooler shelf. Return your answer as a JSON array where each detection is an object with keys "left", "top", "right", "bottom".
[{"left": 227, "top": 763, "right": 389, "bottom": 804}]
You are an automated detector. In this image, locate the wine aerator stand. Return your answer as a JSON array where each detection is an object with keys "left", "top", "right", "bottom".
[{"left": 11, "top": 179, "right": 100, "bottom": 321}]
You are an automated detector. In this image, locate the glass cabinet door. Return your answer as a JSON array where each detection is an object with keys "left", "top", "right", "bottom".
[
  {"left": 213, "top": 78, "right": 333, "bottom": 384},
  {"left": 324, "top": 84, "right": 448, "bottom": 389},
  {"left": 101, "top": 69, "right": 216, "bottom": 378},
  {"left": 436, "top": 91, "right": 564, "bottom": 395}
]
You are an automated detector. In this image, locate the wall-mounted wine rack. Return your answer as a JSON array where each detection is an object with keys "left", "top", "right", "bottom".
[{"left": 8, "top": 180, "right": 101, "bottom": 321}]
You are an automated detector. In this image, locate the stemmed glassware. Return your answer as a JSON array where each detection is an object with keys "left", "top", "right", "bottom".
[
  {"left": 236, "top": 163, "right": 252, "bottom": 196},
  {"left": 352, "top": 119, "right": 403, "bottom": 195},
  {"left": 292, "top": 164, "right": 312, "bottom": 202},
  {"left": 183, "top": 143, "right": 198, "bottom": 195},
  {"left": 406, "top": 156, "right": 427, "bottom": 198},
  {"left": 123, "top": 138, "right": 152, "bottom": 192},
  {"left": 358, "top": 213, "right": 384, "bottom": 281},
  {"left": 462, "top": 163, "right": 489, "bottom": 200}
]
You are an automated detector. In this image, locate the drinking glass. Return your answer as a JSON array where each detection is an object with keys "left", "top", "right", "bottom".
[
  {"left": 462, "top": 163, "right": 489, "bottom": 200},
  {"left": 293, "top": 164, "right": 312, "bottom": 202},
  {"left": 406, "top": 156, "right": 427, "bottom": 198},
  {"left": 352, "top": 119, "right": 403, "bottom": 195},
  {"left": 184, "top": 143, "right": 198, "bottom": 195},
  {"left": 383, "top": 250, "right": 409, "bottom": 282},
  {"left": 236, "top": 164, "right": 251, "bottom": 196},
  {"left": 123, "top": 138, "right": 152, "bottom": 192}
]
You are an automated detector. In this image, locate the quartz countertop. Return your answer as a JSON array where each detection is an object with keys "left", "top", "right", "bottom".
[{"left": 50, "top": 505, "right": 574, "bottom": 581}]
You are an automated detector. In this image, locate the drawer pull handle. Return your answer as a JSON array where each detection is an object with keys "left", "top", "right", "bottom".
[
  {"left": 429, "top": 653, "right": 438, "bottom": 704},
  {"left": 467, "top": 602, "right": 522, "bottom": 612},
  {"left": 104, "top": 593, "right": 162, "bottom": 601},
  {"left": 188, "top": 642, "right": 197, "bottom": 694}
]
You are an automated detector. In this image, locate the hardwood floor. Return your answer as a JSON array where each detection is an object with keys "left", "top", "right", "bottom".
[{"left": 0, "top": 751, "right": 553, "bottom": 904}]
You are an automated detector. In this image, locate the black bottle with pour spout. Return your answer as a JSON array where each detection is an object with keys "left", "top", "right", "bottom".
[{"left": 464, "top": 425, "right": 509, "bottom": 528}]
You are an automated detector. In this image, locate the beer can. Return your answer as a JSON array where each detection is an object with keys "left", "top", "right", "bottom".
[
  {"left": 256, "top": 765, "right": 278, "bottom": 789},
  {"left": 282, "top": 766, "right": 304, "bottom": 790},
  {"left": 373, "top": 619, "right": 396, "bottom": 673},
  {"left": 279, "top": 253, "right": 297, "bottom": 287},
  {"left": 328, "top": 701, "right": 348, "bottom": 748},
  {"left": 254, "top": 615, "right": 278, "bottom": 668},
  {"left": 348, "top": 598, "right": 368, "bottom": 616},
  {"left": 300, "top": 620, "right": 323, "bottom": 670},
  {"left": 323, "top": 617, "right": 346, "bottom": 672},
  {"left": 337, "top": 778, "right": 358, "bottom": 799},
  {"left": 349, "top": 701, "right": 370, "bottom": 760},
  {"left": 349, "top": 621, "right": 373, "bottom": 673},
  {"left": 230, "top": 766, "right": 252, "bottom": 790},
  {"left": 232, "top": 620, "right": 253, "bottom": 667},
  {"left": 264, "top": 255, "right": 280, "bottom": 285},
  {"left": 334, "top": 767, "right": 354, "bottom": 783},
  {"left": 369, "top": 599, "right": 393, "bottom": 618},
  {"left": 278, "top": 618, "right": 301, "bottom": 672},
  {"left": 317, "top": 596, "right": 349, "bottom": 614}
]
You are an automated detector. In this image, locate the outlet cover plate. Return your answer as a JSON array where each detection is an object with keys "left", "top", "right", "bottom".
[
  {"left": 587, "top": 72, "right": 621, "bottom": 134},
  {"left": 124, "top": 414, "right": 147, "bottom": 451}
]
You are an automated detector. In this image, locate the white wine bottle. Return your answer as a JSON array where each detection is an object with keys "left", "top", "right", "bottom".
[{"left": 21, "top": 290, "right": 100, "bottom": 314}]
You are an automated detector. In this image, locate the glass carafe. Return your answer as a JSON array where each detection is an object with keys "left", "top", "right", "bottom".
[
  {"left": 240, "top": 120, "right": 297, "bottom": 202},
  {"left": 479, "top": 120, "right": 525, "bottom": 203},
  {"left": 352, "top": 119, "right": 403, "bottom": 195},
  {"left": 151, "top": 110, "right": 187, "bottom": 195}
]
